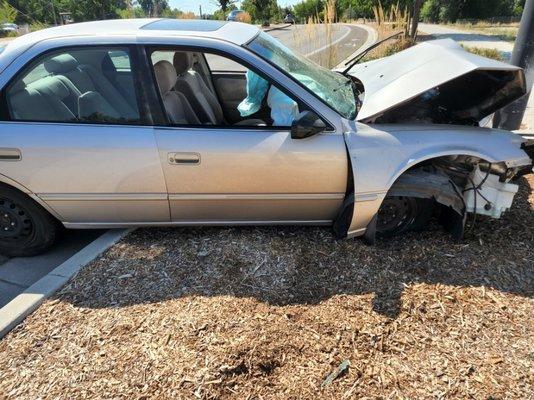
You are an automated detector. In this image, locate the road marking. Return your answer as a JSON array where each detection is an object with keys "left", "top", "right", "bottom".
[
  {"left": 304, "top": 25, "right": 352, "bottom": 57},
  {"left": 333, "top": 24, "right": 379, "bottom": 71}
]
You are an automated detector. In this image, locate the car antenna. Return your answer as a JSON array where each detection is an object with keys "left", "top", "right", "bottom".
[{"left": 342, "top": 31, "right": 404, "bottom": 75}]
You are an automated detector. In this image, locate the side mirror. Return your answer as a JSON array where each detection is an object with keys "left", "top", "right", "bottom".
[{"left": 291, "top": 111, "right": 327, "bottom": 139}]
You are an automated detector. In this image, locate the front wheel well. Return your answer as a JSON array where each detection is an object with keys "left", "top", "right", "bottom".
[{"left": 368, "top": 154, "right": 503, "bottom": 242}]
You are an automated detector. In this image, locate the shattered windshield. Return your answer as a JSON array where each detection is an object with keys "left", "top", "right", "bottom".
[{"left": 246, "top": 32, "right": 357, "bottom": 120}]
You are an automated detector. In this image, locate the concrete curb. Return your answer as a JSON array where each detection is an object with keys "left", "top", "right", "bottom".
[
  {"left": 333, "top": 23, "right": 379, "bottom": 71},
  {"left": 0, "top": 228, "right": 132, "bottom": 339}
]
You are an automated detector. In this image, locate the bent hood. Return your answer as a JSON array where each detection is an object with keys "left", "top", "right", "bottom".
[{"left": 348, "top": 39, "right": 526, "bottom": 124}]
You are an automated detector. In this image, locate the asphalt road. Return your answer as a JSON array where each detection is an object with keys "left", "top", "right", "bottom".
[
  {"left": 267, "top": 23, "right": 368, "bottom": 65},
  {"left": 0, "top": 230, "right": 103, "bottom": 307},
  {"left": 0, "top": 23, "right": 369, "bottom": 308}
]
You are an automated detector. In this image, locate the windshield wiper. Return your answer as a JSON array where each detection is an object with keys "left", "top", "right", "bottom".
[{"left": 341, "top": 31, "right": 403, "bottom": 75}]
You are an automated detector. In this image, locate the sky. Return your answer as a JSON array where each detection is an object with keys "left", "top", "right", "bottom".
[{"left": 170, "top": 0, "right": 300, "bottom": 15}]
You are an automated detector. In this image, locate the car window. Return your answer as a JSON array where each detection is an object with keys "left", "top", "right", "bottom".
[
  {"left": 205, "top": 54, "right": 246, "bottom": 72},
  {"left": 108, "top": 50, "right": 131, "bottom": 72},
  {"left": 6, "top": 47, "right": 141, "bottom": 124},
  {"left": 150, "top": 48, "right": 303, "bottom": 128}
]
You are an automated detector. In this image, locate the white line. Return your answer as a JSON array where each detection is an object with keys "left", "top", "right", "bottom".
[
  {"left": 333, "top": 24, "right": 379, "bottom": 71},
  {"left": 304, "top": 24, "right": 352, "bottom": 57},
  {"left": 0, "top": 229, "right": 131, "bottom": 339}
]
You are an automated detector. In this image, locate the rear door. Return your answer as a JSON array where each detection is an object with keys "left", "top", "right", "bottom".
[{"left": 0, "top": 45, "right": 169, "bottom": 227}]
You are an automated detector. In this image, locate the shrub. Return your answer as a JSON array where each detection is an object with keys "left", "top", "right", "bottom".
[
  {"left": 421, "top": 0, "right": 441, "bottom": 22},
  {"left": 236, "top": 11, "right": 252, "bottom": 23},
  {"left": 29, "top": 22, "right": 48, "bottom": 32}
]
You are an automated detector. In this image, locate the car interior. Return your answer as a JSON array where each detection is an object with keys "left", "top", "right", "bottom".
[
  {"left": 7, "top": 48, "right": 140, "bottom": 124},
  {"left": 7, "top": 47, "right": 298, "bottom": 128},
  {"left": 151, "top": 50, "right": 298, "bottom": 127}
]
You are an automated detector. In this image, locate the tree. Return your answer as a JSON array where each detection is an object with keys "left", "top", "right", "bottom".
[
  {"left": 420, "top": 0, "right": 524, "bottom": 23},
  {"left": 0, "top": 1, "right": 17, "bottom": 23},
  {"left": 242, "top": 0, "right": 280, "bottom": 23},
  {"left": 293, "top": 0, "right": 323, "bottom": 22},
  {"left": 409, "top": 0, "right": 423, "bottom": 38},
  {"left": 138, "top": 0, "right": 169, "bottom": 17},
  {"left": 212, "top": 0, "right": 236, "bottom": 13}
]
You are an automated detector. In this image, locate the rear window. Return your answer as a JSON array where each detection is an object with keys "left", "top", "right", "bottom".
[{"left": 7, "top": 47, "right": 141, "bottom": 125}]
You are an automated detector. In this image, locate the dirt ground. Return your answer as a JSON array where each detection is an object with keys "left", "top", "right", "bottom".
[{"left": 1, "top": 175, "right": 533, "bottom": 400}]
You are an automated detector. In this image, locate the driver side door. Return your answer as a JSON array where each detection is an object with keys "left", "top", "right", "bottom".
[{"left": 149, "top": 47, "right": 348, "bottom": 224}]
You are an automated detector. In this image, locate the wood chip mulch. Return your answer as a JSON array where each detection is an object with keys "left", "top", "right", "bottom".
[{"left": 1, "top": 175, "right": 533, "bottom": 400}]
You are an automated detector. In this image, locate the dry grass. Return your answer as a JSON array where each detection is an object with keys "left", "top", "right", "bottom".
[
  {"left": 373, "top": 1, "right": 410, "bottom": 38},
  {"left": 236, "top": 12, "right": 252, "bottom": 24},
  {"left": 291, "top": 0, "right": 339, "bottom": 68},
  {"left": 1, "top": 174, "right": 533, "bottom": 399},
  {"left": 462, "top": 45, "right": 504, "bottom": 62},
  {"left": 446, "top": 21, "right": 519, "bottom": 43}
]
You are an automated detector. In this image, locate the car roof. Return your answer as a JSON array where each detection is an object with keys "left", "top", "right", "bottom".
[
  {"left": 10, "top": 18, "right": 258, "bottom": 45},
  {"left": 0, "top": 19, "right": 260, "bottom": 74}
]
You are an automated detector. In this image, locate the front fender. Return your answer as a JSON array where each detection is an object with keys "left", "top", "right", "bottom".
[{"left": 341, "top": 123, "right": 531, "bottom": 237}]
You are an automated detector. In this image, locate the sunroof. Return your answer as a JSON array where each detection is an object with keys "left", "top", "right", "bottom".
[{"left": 141, "top": 19, "right": 227, "bottom": 32}]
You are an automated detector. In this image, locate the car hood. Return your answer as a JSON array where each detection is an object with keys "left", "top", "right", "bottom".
[{"left": 347, "top": 39, "right": 526, "bottom": 124}]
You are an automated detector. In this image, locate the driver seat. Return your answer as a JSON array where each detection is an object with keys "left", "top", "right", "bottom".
[{"left": 173, "top": 52, "right": 265, "bottom": 126}]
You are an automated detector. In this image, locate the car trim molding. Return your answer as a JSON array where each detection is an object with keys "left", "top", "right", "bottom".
[
  {"left": 38, "top": 193, "right": 345, "bottom": 202},
  {"left": 38, "top": 193, "right": 168, "bottom": 201},
  {"left": 168, "top": 193, "right": 345, "bottom": 201},
  {"left": 64, "top": 220, "right": 334, "bottom": 229}
]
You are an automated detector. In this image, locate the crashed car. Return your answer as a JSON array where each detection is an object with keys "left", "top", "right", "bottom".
[{"left": 0, "top": 19, "right": 531, "bottom": 256}]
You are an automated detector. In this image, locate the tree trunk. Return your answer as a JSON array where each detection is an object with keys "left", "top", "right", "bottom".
[{"left": 410, "top": 0, "right": 423, "bottom": 39}]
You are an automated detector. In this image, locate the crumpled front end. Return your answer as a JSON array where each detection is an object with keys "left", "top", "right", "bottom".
[
  {"left": 335, "top": 123, "right": 533, "bottom": 242},
  {"left": 347, "top": 39, "right": 526, "bottom": 125}
]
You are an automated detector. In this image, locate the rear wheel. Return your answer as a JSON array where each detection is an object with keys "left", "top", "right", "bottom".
[
  {"left": 0, "top": 185, "right": 60, "bottom": 257},
  {"left": 376, "top": 196, "right": 433, "bottom": 237}
]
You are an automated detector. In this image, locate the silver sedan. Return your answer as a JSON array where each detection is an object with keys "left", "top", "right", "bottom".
[{"left": 0, "top": 19, "right": 531, "bottom": 256}]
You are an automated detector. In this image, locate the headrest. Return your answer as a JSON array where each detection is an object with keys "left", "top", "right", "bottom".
[
  {"left": 173, "top": 52, "right": 193, "bottom": 74},
  {"left": 154, "top": 60, "right": 177, "bottom": 94},
  {"left": 28, "top": 76, "right": 71, "bottom": 99},
  {"left": 44, "top": 54, "right": 79, "bottom": 74}
]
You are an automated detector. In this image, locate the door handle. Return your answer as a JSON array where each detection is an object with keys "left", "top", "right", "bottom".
[
  {"left": 168, "top": 152, "right": 200, "bottom": 165},
  {"left": 0, "top": 148, "right": 21, "bottom": 161}
]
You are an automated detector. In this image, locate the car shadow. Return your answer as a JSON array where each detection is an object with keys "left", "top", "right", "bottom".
[{"left": 59, "top": 177, "right": 533, "bottom": 319}]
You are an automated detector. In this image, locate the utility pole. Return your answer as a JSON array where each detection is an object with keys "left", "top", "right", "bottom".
[
  {"left": 199, "top": 5, "right": 203, "bottom": 19},
  {"left": 494, "top": 0, "right": 534, "bottom": 130}
]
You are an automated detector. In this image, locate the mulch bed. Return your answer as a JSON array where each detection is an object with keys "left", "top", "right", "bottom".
[{"left": 1, "top": 175, "right": 533, "bottom": 399}]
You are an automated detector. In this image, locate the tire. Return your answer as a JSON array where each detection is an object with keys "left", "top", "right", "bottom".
[
  {"left": 0, "top": 184, "right": 60, "bottom": 257},
  {"left": 376, "top": 196, "right": 433, "bottom": 237}
]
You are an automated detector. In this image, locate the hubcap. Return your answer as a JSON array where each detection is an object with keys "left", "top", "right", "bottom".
[{"left": 0, "top": 197, "right": 33, "bottom": 241}]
